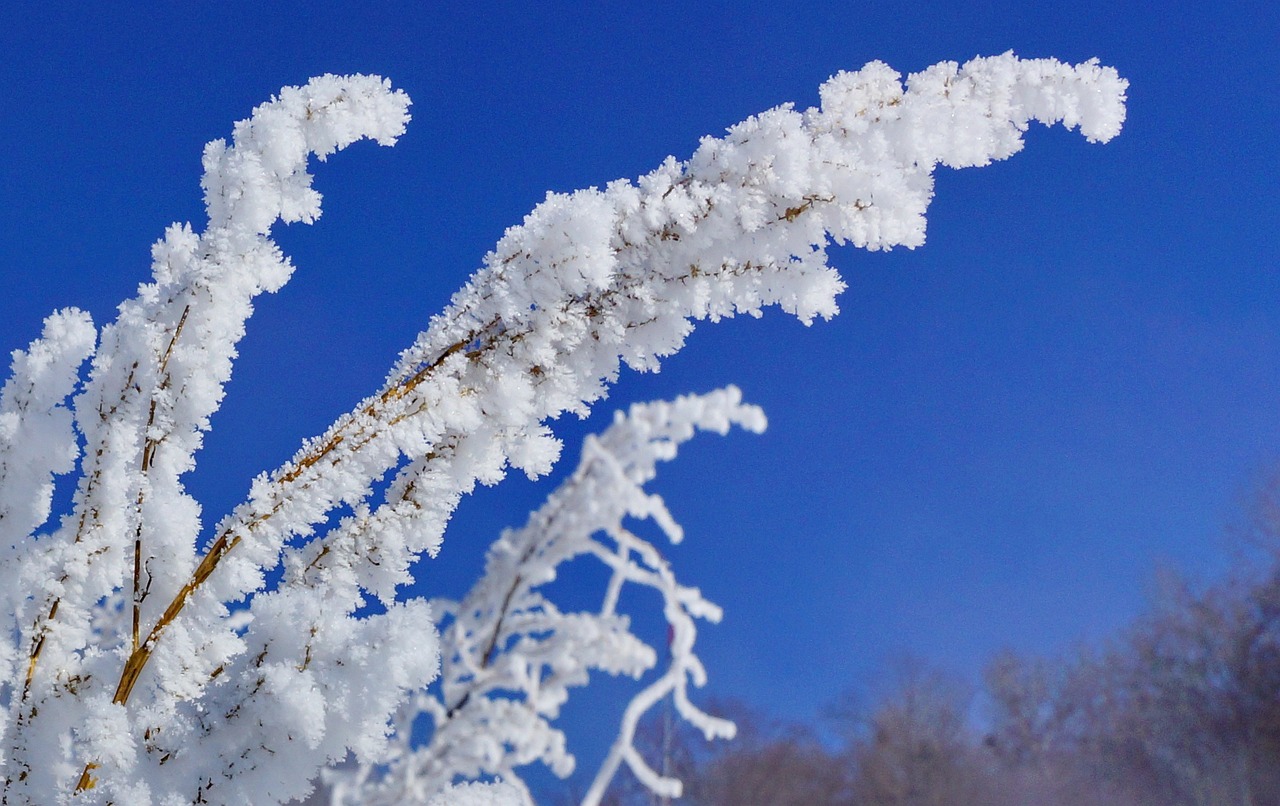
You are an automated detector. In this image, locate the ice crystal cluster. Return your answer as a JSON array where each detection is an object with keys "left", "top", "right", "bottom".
[{"left": 0, "top": 54, "right": 1125, "bottom": 805}]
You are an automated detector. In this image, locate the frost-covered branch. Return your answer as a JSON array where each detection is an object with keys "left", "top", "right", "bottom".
[
  {"left": 0, "top": 53, "right": 1125, "bottom": 805},
  {"left": 176, "top": 64, "right": 1127, "bottom": 793},
  {"left": 328, "top": 387, "right": 761, "bottom": 804},
  {"left": 3, "top": 73, "right": 413, "bottom": 805},
  {"left": 0, "top": 310, "right": 96, "bottom": 717}
]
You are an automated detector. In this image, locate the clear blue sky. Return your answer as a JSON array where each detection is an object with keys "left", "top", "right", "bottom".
[{"left": 2, "top": 0, "right": 1278, "bottom": 789}]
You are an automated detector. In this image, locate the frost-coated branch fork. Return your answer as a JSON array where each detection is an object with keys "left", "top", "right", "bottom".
[
  {"left": 0, "top": 54, "right": 1125, "bottom": 805},
  {"left": 326, "top": 388, "right": 764, "bottom": 805}
]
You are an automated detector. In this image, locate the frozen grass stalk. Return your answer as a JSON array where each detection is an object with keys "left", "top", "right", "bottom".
[{"left": 0, "top": 54, "right": 1125, "bottom": 804}]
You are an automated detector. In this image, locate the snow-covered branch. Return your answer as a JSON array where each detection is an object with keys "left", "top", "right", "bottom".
[
  {"left": 329, "top": 387, "right": 762, "bottom": 804},
  {"left": 0, "top": 53, "right": 1125, "bottom": 805}
]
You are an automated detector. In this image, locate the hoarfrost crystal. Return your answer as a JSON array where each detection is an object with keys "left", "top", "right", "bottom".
[{"left": 0, "top": 54, "right": 1125, "bottom": 805}]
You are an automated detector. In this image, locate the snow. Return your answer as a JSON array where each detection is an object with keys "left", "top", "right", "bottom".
[{"left": 0, "top": 55, "right": 1125, "bottom": 804}]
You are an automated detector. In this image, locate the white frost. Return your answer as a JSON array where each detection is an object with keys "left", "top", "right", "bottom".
[{"left": 0, "top": 54, "right": 1125, "bottom": 805}]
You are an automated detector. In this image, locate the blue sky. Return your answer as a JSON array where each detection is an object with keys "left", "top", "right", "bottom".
[{"left": 2, "top": 0, "right": 1278, "bottom": 787}]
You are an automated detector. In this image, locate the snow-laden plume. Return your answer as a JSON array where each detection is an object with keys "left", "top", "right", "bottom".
[
  {"left": 0, "top": 54, "right": 1125, "bottom": 805},
  {"left": 328, "top": 387, "right": 764, "bottom": 805}
]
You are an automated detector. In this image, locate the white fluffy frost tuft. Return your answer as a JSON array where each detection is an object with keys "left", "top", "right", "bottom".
[{"left": 0, "top": 55, "right": 1124, "bottom": 805}]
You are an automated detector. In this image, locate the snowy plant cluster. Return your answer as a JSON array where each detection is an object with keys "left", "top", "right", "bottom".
[
  {"left": 328, "top": 388, "right": 764, "bottom": 805},
  {"left": 0, "top": 54, "right": 1125, "bottom": 805}
]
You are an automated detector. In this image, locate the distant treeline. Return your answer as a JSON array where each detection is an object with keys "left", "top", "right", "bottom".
[{"left": 598, "top": 484, "right": 1280, "bottom": 805}]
